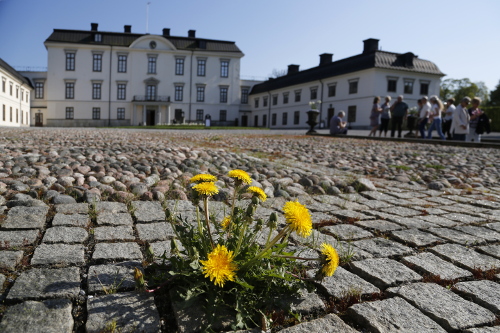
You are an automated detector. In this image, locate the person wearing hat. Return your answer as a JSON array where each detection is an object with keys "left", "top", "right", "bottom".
[{"left": 450, "top": 97, "right": 471, "bottom": 141}]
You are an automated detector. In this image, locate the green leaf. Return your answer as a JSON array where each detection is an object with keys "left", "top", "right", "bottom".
[{"left": 234, "top": 278, "right": 254, "bottom": 290}]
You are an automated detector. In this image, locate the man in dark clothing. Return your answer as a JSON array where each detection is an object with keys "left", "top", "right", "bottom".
[{"left": 390, "top": 95, "right": 409, "bottom": 138}]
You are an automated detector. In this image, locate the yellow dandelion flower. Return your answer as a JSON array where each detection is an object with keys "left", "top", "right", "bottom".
[
  {"left": 228, "top": 169, "right": 252, "bottom": 185},
  {"left": 247, "top": 186, "right": 267, "bottom": 202},
  {"left": 283, "top": 201, "right": 312, "bottom": 238},
  {"left": 193, "top": 182, "right": 219, "bottom": 197},
  {"left": 190, "top": 174, "right": 217, "bottom": 183},
  {"left": 221, "top": 216, "right": 231, "bottom": 230},
  {"left": 200, "top": 244, "right": 237, "bottom": 287},
  {"left": 320, "top": 243, "right": 339, "bottom": 277}
]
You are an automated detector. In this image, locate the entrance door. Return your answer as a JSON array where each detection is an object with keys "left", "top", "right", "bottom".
[
  {"left": 146, "top": 109, "right": 155, "bottom": 126},
  {"left": 327, "top": 108, "right": 335, "bottom": 124},
  {"left": 241, "top": 115, "right": 248, "bottom": 127},
  {"left": 35, "top": 113, "right": 43, "bottom": 127}
]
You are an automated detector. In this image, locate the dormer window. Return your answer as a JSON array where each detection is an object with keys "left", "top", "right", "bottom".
[{"left": 94, "top": 34, "right": 102, "bottom": 42}]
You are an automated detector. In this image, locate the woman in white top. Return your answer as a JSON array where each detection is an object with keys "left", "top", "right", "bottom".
[{"left": 426, "top": 96, "right": 446, "bottom": 140}]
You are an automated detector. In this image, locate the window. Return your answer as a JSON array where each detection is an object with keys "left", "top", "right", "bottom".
[
  {"left": 92, "top": 83, "right": 101, "bottom": 99},
  {"left": 404, "top": 79, "right": 414, "bottom": 94},
  {"left": 219, "top": 110, "right": 227, "bottom": 121},
  {"left": 16, "top": 109, "right": 18, "bottom": 123},
  {"left": 35, "top": 82, "right": 44, "bottom": 99},
  {"left": 295, "top": 90, "right": 301, "bottom": 102},
  {"left": 197, "top": 59, "right": 206, "bottom": 76},
  {"left": 118, "top": 55, "right": 127, "bottom": 73},
  {"left": 94, "top": 34, "right": 102, "bottom": 42},
  {"left": 347, "top": 105, "right": 357, "bottom": 123},
  {"left": 220, "top": 60, "right": 229, "bottom": 77},
  {"left": 175, "top": 86, "right": 183, "bottom": 101},
  {"left": 310, "top": 87, "right": 317, "bottom": 100},
  {"left": 2, "top": 78, "right": 5, "bottom": 93},
  {"left": 196, "top": 86, "right": 205, "bottom": 102},
  {"left": 2, "top": 105, "right": 4, "bottom": 121},
  {"left": 387, "top": 78, "right": 397, "bottom": 92},
  {"left": 65, "top": 107, "right": 74, "bottom": 119},
  {"left": 254, "top": 98, "right": 259, "bottom": 108},
  {"left": 282, "top": 112, "right": 288, "bottom": 125},
  {"left": 328, "top": 84, "right": 336, "bottom": 97},
  {"left": 66, "top": 52, "right": 75, "bottom": 71},
  {"left": 65, "top": 82, "right": 74, "bottom": 99},
  {"left": 263, "top": 96, "right": 268, "bottom": 107},
  {"left": 175, "top": 58, "right": 184, "bottom": 75},
  {"left": 117, "top": 83, "right": 126, "bottom": 100},
  {"left": 92, "top": 107, "right": 101, "bottom": 120},
  {"left": 420, "top": 81, "right": 429, "bottom": 95},
  {"left": 294, "top": 111, "right": 300, "bottom": 125},
  {"left": 220, "top": 87, "right": 228, "bottom": 103},
  {"left": 147, "top": 56, "right": 157, "bottom": 74},
  {"left": 262, "top": 114, "right": 267, "bottom": 127},
  {"left": 196, "top": 109, "right": 204, "bottom": 121},
  {"left": 241, "top": 88, "right": 249, "bottom": 104},
  {"left": 10, "top": 107, "right": 12, "bottom": 122},
  {"left": 117, "top": 108, "right": 125, "bottom": 120},
  {"left": 271, "top": 113, "right": 277, "bottom": 126},
  {"left": 21, "top": 90, "right": 24, "bottom": 101},
  {"left": 16, "top": 86, "right": 19, "bottom": 98},
  {"left": 146, "top": 85, "right": 156, "bottom": 101},
  {"left": 272, "top": 94, "right": 278, "bottom": 105},
  {"left": 26, "top": 92, "right": 28, "bottom": 102},
  {"left": 348, "top": 80, "right": 358, "bottom": 94},
  {"left": 93, "top": 54, "right": 102, "bottom": 72},
  {"left": 283, "top": 92, "right": 289, "bottom": 104}
]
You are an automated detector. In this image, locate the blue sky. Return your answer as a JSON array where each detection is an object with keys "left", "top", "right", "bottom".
[{"left": 1, "top": 0, "right": 499, "bottom": 92}]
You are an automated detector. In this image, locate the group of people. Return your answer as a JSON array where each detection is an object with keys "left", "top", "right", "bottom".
[{"left": 367, "top": 95, "right": 489, "bottom": 142}]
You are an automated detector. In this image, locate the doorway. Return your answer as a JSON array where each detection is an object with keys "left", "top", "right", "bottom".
[
  {"left": 241, "top": 115, "right": 248, "bottom": 127},
  {"left": 146, "top": 109, "right": 155, "bottom": 126},
  {"left": 35, "top": 113, "right": 43, "bottom": 127},
  {"left": 327, "top": 108, "right": 335, "bottom": 124}
]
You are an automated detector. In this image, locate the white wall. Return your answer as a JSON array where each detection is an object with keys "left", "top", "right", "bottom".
[{"left": 0, "top": 66, "right": 31, "bottom": 127}]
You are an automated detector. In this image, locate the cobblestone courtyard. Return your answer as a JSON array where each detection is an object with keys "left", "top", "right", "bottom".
[{"left": 0, "top": 128, "right": 499, "bottom": 332}]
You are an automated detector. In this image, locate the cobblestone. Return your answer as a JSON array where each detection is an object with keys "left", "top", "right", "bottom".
[{"left": 349, "top": 258, "right": 422, "bottom": 289}]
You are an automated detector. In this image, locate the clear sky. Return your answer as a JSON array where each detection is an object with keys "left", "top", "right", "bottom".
[{"left": 1, "top": 0, "right": 499, "bottom": 92}]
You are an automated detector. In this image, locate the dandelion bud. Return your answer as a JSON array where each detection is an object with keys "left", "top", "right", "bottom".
[
  {"left": 134, "top": 267, "right": 146, "bottom": 290},
  {"left": 251, "top": 196, "right": 260, "bottom": 206},
  {"left": 246, "top": 203, "right": 257, "bottom": 217},
  {"left": 267, "top": 212, "right": 278, "bottom": 229},
  {"left": 145, "top": 241, "right": 155, "bottom": 262},
  {"left": 254, "top": 218, "right": 264, "bottom": 232}
]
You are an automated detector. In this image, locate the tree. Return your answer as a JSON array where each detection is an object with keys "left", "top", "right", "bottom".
[
  {"left": 439, "top": 78, "right": 489, "bottom": 104},
  {"left": 489, "top": 80, "right": 500, "bottom": 106},
  {"left": 268, "top": 68, "right": 287, "bottom": 79}
]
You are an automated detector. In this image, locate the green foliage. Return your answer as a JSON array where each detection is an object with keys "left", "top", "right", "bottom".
[
  {"left": 425, "top": 164, "right": 445, "bottom": 170},
  {"left": 481, "top": 106, "right": 500, "bottom": 132},
  {"left": 440, "top": 78, "right": 489, "bottom": 104},
  {"left": 488, "top": 80, "right": 500, "bottom": 106}
]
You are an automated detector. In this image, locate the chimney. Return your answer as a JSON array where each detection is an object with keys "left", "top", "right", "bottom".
[
  {"left": 363, "top": 38, "right": 379, "bottom": 54},
  {"left": 91, "top": 23, "right": 98, "bottom": 31},
  {"left": 188, "top": 30, "right": 196, "bottom": 38},
  {"left": 319, "top": 53, "right": 333, "bottom": 66},
  {"left": 124, "top": 25, "right": 131, "bottom": 33},
  {"left": 162, "top": 28, "right": 170, "bottom": 37},
  {"left": 287, "top": 64, "right": 300, "bottom": 75}
]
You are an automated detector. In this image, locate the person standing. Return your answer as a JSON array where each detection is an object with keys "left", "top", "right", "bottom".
[
  {"left": 466, "top": 97, "right": 484, "bottom": 142},
  {"left": 426, "top": 96, "right": 446, "bottom": 140},
  {"left": 418, "top": 96, "right": 431, "bottom": 138},
  {"left": 442, "top": 98, "right": 456, "bottom": 140},
  {"left": 390, "top": 95, "right": 408, "bottom": 138},
  {"left": 379, "top": 96, "right": 391, "bottom": 137},
  {"left": 329, "top": 111, "right": 348, "bottom": 135},
  {"left": 368, "top": 97, "right": 382, "bottom": 137},
  {"left": 451, "top": 97, "right": 470, "bottom": 141}
]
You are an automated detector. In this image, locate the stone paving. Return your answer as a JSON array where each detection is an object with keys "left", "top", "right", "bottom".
[{"left": 0, "top": 128, "right": 499, "bottom": 332}]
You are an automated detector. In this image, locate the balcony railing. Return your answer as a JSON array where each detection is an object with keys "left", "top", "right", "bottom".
[{"left": 133, "top": 95, "right": 170, "bottom": 102}]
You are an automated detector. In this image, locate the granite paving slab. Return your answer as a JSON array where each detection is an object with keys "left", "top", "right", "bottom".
[
  {"left": 92, "top": 242, "right": 143, "bottom": 262},
  {"left": 441, "top": 204, "right": 487, "bottom": 215},
  {"left": 426, "top": 196, "right": 456, "bottom": 205},
  {"left": 150, "top": 240, "right": 185, "bottom": 260},
  {"left": 51, "top": 213, "right": 90, "bottom": 227},
  {"left": 419, "top": 215, "right": 458, "bottom": 227},
  {"left": 131, "top": 201, "right": 165, "bottom": 223},
  {"left": 276, "top": 289, "right": 326, "bottom": 314},
  {"left": 93, "top": 226, "right": 135, "bottom": 241},
  {"left": 7, "top": 267, "right": 80, "bottom": 301},
  {"left": 55, "top": 203, "right": 89, "bottom": 214},
  {"left": 454, "top": 280, "right": 500, "bottom": 314},
  {"left": 42, "top": 226, "right": 88, "bottom": 244},
  {"left": 136, "top": 222, "right": 175, "bottom": 241},
  {"left": 387, "top": 282, "right": 496, "bottom": 331},
  {"left": 314, "top": 195, "right": 367, "bottom": 211},
  {"left": 95, "top": 201, "right": 128, "bottom": 214},
  {"left": 0, "top": 273, "right": 5, "bottom": 287},
  {"left": 1, "top": 206, "right": 48, "bottom": 229},
  {"left": 427, "top": 227, "right": 487, "bottom": 245},
  {"left": 277, "top": 313, "right": 357, "bottom": 333},
  {"left": 31, "top": 243, "right": 85, "bottom": 265},
  {"left": 0, "top": 250, "right": 23, "bottom": 270},
  {"left": 465, "top": 327, "right": 500, "bottom": 333},
  {"left": 349, "top": 258, "right": 422, "bottom": 289},
  {"left": 338, "top": 193, "right": 369, "bottom": 202},
  {"left": 477, "top": 244, "right": 500, "bottom": 260},
  {"left": 354, "top": 219, "right": 404, "bottom": 232},
  {"left": 390, "top": 229, "right": 445, "bottom": 247},
  {"left": 0, "top": 298, "right": 74, "bottom": 333},
  {"left": 96, "top": 211, "right": 134, "bottom": 226},
  {"left": 165, "top": 199, "right": 197, "bottom": 214},
  {"left": 352, "top": 237, "right": 415, "bottom": 258},
  {"left": 430, "top": 243, "right": 500, "bottom": 271},
  {"left": 380, "top": 207, "right": 422, "bottom": 218},
  {"left": 347, "top": 296, "right": 447, "bottom": 333},
  {"left": 386, "top": 217, "right": 437, "bottom": 229},
  {"left": 386, "top": 191, "right": 429, "bottom": 199},
  {"left": 0, "top": 229, "right": 39, "bottom": 248},
  {"left": 454, "top": 225, "right": 500, "bottom": 242},
  {"left": 86, "top": 291, "right": 161, "bottom": 333},
  {"left": 401, "top": 252, "right": 472, "bottom": 280},
  {"left": 87, "top": 261, "right": 142, "bottom": 294},
  {"left": 441, "top": 213, "right": 484, "bottom": 224},
  {"left": 329, "top": 210, "right": 375, "bottom": 222},
  {"left": 320, "top": 224, "right": 373, "bottom": 241},
  {"left": 359, "top": 200, "right": 393, "bottom": 209},
  {"left": 310, "top": 211, "right": 338, "bottom": 225},
  {"left": 485, "top": 222, "right": 500, "bottom": 232},
  {"left": 359, "top": 191, "right": 395, "bottom": 201},
  {"left": 307, "top": 267, "right": 380, "bottom": 298}
]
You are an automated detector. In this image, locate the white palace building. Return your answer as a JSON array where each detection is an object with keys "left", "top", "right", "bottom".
[{"left": 13, "top": 23, "right": 444, "bottom": 129}]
